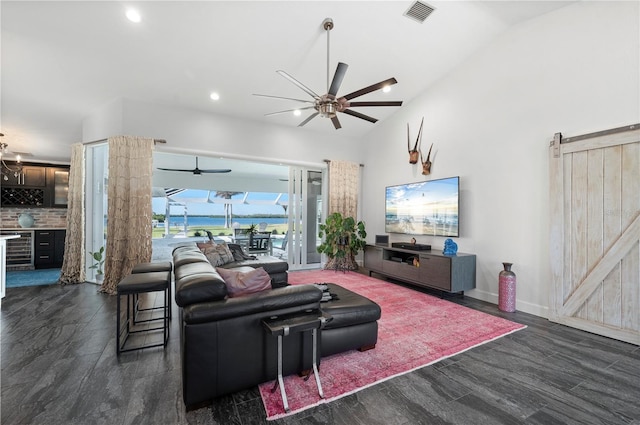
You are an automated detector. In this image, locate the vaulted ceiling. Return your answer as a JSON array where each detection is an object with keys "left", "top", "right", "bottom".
[{"left": 1, "top": 1, "right": 576, "bottom": 163}]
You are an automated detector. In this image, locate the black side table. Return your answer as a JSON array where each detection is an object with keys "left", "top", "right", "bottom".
[{"left": 262, "top": 309, "right": 331, "bottom": 412}]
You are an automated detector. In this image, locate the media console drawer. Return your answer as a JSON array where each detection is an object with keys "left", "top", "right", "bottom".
[
  {"left": 418, "top": 255, "right": 451, "bottom": 291},
  {"left": 382, "top": 259, "right": 419, "bottom": 281}
]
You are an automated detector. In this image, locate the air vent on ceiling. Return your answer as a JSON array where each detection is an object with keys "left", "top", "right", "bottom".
[{"left": 404, "top": 1, "right": 435, "bottom": 23}]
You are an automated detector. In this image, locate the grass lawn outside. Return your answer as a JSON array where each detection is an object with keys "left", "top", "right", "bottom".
[{"left": 152, "top": 224, "right": 289, "bottom": 239}]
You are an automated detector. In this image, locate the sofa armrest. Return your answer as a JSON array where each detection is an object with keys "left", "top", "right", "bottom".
[{"left": 182, "top": 285, "right": 322, "bottom": 325}]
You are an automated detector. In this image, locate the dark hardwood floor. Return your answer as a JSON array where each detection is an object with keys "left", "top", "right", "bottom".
[{"left": 1, "top": 276, "right": 638, "bottom": 425}]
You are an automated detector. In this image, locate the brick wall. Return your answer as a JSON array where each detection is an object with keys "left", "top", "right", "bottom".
[{"left": 0, "top": 207, "right": 67, "bottom": 229}]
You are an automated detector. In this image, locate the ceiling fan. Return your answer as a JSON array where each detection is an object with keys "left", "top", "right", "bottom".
[
  {"left": 157, "top": 157, "right": 231, "bottom": 175},
  {"left": 254, "top": 18, "right": 403, "bottom": 130}
]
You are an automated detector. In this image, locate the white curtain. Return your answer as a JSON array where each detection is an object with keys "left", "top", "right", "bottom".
[
  {"left": 99, "top": 136, "right": 154, "bottom": 295},
  {"left": 60, "top": 143, "right": 85, "bottom": 285},
  {"left": 328, "top": 159, "right": 360, "bottom": 218}
]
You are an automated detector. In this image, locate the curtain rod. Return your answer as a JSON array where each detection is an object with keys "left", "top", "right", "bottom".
[
  {"left": 323, "top": 159, "right": 364, "bottom": 167},
  {"left": 82, "top": 138, "right": 167, "bottom": 146}
]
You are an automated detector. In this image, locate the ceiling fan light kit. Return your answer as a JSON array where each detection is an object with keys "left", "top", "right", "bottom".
[{"left": 254, "top": 17, "right": 403, "bottom": 129}]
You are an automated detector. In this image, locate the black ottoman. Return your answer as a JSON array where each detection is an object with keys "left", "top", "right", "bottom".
[
  {"left": 132, "top": 261, "right": 173, "bottom": 274},
  {"left": 319, "top": 283, "right": 381, "bottom": 357},
  {"left": 131, "top": 261, "right": 174, "bottom": 319},
  {"left": 116, "top": 271, "right": 171, "bottom": 355}
]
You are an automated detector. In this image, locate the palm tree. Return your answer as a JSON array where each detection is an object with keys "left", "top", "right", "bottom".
[{"left": 215, "top": 191, "right": 242, "bottom": 228}]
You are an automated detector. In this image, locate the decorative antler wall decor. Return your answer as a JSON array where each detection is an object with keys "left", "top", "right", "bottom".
[
  {"left": 420, "top": 143, "right": 433, "bottom": 175},
  {"left": 407, "top": 117, "right": 424, "bottom": 164}
]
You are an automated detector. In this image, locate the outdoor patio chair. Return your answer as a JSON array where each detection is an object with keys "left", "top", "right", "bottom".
[
  {"left": 248, "top": 231, "right": 271, "bottom": 255},
  {"left": 272, "top": 232, "right": 288, "bottom": 259},
  {"left": 233, "top": 228, "right": 249, "bottom": 241}
]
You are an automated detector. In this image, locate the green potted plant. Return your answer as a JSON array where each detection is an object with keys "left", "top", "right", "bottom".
[
  {"left": 89, "top": 246, "right": 105, "bottom": 283},
  {"left": 317, "top": 212, "right": 367, "bottom": 271},
  {"left": 245, "top": 223, "right": 258, "bottom": 236}
]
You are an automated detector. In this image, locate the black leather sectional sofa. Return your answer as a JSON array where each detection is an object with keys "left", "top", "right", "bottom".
[{"left": 172, "top": 243, "right": 381, "bottom": 409}]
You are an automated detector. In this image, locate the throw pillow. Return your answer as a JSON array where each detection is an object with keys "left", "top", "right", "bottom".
[
  {"left": 201, "top": 242, "right": 235, "bottom": 267},
  {"left": 196, "top": 241, "right": 214, "bottom": 251},
  {"left": 227, "top": 243, "right": 257, "bottom": 261},
  {"left": 216, "top": 267, "right": 272, "bottom": 298}
]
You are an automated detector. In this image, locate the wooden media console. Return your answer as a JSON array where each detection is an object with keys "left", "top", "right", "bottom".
[{"left": 364, "top": 245, "right": 476, "bottom": 294}]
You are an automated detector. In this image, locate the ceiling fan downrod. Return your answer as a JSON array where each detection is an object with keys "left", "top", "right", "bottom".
[{"left": 323, "top": 18, "right": 334, "bottom": 94}]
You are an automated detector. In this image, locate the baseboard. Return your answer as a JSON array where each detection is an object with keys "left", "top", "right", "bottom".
[{"left": 466, "top": 289, "right": 549, "bottom": 319}]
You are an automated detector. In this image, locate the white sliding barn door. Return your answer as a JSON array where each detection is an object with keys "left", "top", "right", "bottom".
[{"left": 549, "top": 125, "right": 640, "bottom": 345}]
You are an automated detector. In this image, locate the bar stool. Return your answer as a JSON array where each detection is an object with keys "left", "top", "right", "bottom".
[
  {"left": 116, "top": 270, "right": 170, "bottom": 355},
  {"left": 131, "top": 261, "right": 173, "bottom": 320}
]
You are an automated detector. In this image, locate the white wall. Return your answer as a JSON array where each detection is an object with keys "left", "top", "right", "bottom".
[
  {"left": 361, "top": 1, "right": 640, "bottom": 317},
  {"left": 82, "top": 97, "right": 364, "bottom": 175},
  {"left": 82, "top": 98, "right": 124, "bottom": 143},
  {"left": 118, "top": 99, "right": 363, "bottom": 167}
]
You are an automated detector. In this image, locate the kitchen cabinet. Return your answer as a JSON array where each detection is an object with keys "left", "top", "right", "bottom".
[
  {"left": 34, "top": 229, "right": 66, "bottom": 269},
  {"left": 49, "top": 168, "right": 69, "bottom": 207},
  {"left": 2, "top": 164, "right": 46, "bottom": 187},
  {"left": 0, "top": 162, "right": 69, "bottom": 207}
]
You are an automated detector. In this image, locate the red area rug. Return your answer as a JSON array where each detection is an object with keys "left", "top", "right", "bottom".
[{"left": 259, "top": 270, "right": 526, "bottom": 420}]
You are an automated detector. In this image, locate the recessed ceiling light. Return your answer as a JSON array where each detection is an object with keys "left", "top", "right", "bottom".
[
  {"left": 293, "top": 109, "right": 301, "bottom": 116},
  {"left": 210, "top": 92, "right": 220, "bottom": 101},
  {"left": 382, "top": 85, "right": 391, "bottom": 93},
  {"left": 126, "top": 9, "right": 141, "bottom": 23}
]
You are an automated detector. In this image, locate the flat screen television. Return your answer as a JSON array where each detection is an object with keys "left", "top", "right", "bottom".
[{"left": 385, "top": 176, "right": 459, "bottom": 237}]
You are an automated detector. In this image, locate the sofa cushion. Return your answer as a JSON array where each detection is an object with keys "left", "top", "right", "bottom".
[
  {"left": 174, "top": 263, "right": 228, "bottom": 307},
  {"left": 174, "top": 261, "right": 217, "bottom": 282},
  {"left": 200, "top": 243, "right": 235, "bottom": 267},
  {"left": 216, "top": 266, "right": 272, "bottom": 298},
  {"left": 218, "top": 256, "right": 288, "bottom": 275},
  {"left": 173, "top": 249, "right": 208, "bottom": 268},
  {"left": 172, "top": 244, "right": 200, "bottom": 255},
  {"left": 182, "top": 284, "right": 323, "bottom": 324}
]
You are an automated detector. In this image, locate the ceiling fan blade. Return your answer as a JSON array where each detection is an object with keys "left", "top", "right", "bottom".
[
  {"left": 265, "top": 106, "right": 315, "bottom": 117},
  {"left": 348, "top": 101, "right": 403, "bottom": 107},
  {"left": 158, "top": 156, "right": 231, "bottom": 174},
  {"left": 277, "top": 70, "right": 320, "bottom": 99},
  {"left": 298, "top": 112, "right": 319, "bottom": 127},
  {"left": 253, "top": 93, "right": 314, "bottom": 104},
  {"left": 341, "top": 78, "right": 398, "bottom": 101},
  {"left": 331, "top": 116, "right": 342, "bottom": 129},
  {"left": 199, "top": 169, "right": 232, "bottom": 173},
  {"left": 328, "top": 62, "right": 348, "bottom": 97},
  {"left": 342, "top": 109, "right": 378, "bottom": 123},
  {"left": 157, "top": 168, "right": 195, "bottom": 172}
]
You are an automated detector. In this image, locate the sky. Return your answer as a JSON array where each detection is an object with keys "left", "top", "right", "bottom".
[{"left": 153, "top": 190, "right": 288, "bottom": 216}]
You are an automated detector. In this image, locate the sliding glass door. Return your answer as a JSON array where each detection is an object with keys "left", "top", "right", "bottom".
[
  {"left": 287, "top": 167, "right": 325, "bottom": 270},
  {"left": 85, "top": 143, "right": 108, "bottom": 283},
  {"left": 151, "top": 151, "right": 326, "bottom": 269}
]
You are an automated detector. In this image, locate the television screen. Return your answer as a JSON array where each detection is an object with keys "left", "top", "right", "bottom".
[{"left": 385, "top": 176, "right": 459, "bottom": 237}]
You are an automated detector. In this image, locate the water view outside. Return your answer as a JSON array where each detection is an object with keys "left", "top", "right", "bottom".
[
  {"left": 164, "top": 216, "right": 286, "bottom": 227},
  {"left": 153, "top": 190, "right": 289, "bottom": 237}
]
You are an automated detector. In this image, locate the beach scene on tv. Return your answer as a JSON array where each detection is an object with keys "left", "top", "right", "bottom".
[{"left": 385, "top": 177, "right": 459, "bottom": 237}]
